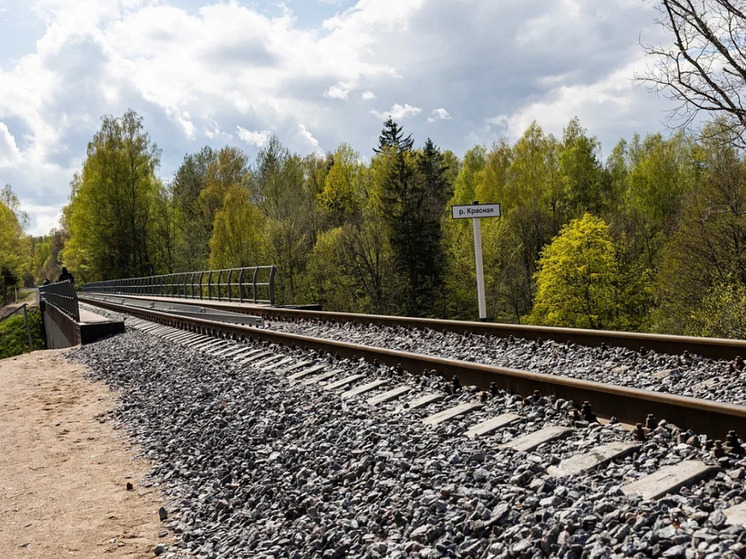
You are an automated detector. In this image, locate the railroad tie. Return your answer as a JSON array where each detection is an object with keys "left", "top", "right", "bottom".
[
  {"left": 465, "top": 413, "right": 521, "bottom": 439},
  {"left": 170, "top": 332, "right": 201, "bottom": 343},
  {"left": 204, "top": 341, "right": 235, "bottom": 355},
  {"left": 404, "top": 393, "right": 446, "bottom": 410},
  {"left": 302, "top": 369, "right": 341, "bottom": 385},
  {"left": 186, "top": 335, "right": 212, "bottom": 344},
  {"left": 161, "top": 330, "right": 184, "bottom": 340},
  {"left": 188, "top": 336, "right": 222, "bottom": 348},
  {"left": 500, "top": 425, "right": 573, "bottom": 452},
  {"left": 547, "top": 441, "right": 639, "bottom": 478},
  {"left": 621, "top": 461, "right": 718, "bottom": 500},
  {"left": 325, "top": 374, "right": 366, "bottom": 391},
  {"left": 185, "top": 338, "right": 216, "bottom": 350},
  {"left": 235, "top": 350, "right": 273, "bottom": 364},
  {"left": 367, "top": 385, "right": 412, "bottom": 406},
  {"left": 211, "top": 344, "right": 246, "bottom": 357},
  {"left": 651, "top": 369, "right": 673, "bottom": 380},
  {"left": 262, "top": 356, "right": 295, "bottom": 371},
  {"left": 189, "top": 338, "right": 227, "bottom": 351},
  {"left": 277, "top": 361, "right": 312, "bottom": 375},
  {"left": 215, "top": 346, "right": 253, "bottom": 359},
  {"left": 692, "top": 377, "right": 722, "bottom": 391},
  {"left": 253, "top": 354, "right": 286, "bottom": 368},
  {"left": 422, "top": 402, "right": 483, "bottom": 426},
  {"left": 232, "top": 348, "right": 264, "bottom": 361},
  {"left": 288, "top": 364, "right": 326, "bottom": 381},
  {"left": 341, "top": 379, "right": 388, "bottom": 400},
  {"left": 174, "top": 332, "right": 202, "bottom": 344}
]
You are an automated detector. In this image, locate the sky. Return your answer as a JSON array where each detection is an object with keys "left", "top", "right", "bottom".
[{"left": 0, "top": 0, "right": 677, "bottom": 236}]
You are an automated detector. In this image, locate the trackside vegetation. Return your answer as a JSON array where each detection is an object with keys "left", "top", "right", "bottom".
[
  {"left": 0, "top": 306, "right": 45, "bottom": 359},
  {"left": 7, "top": 113, "right": 746, "bottom": 339}
]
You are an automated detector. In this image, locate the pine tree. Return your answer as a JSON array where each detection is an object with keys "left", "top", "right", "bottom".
[
  {"left": 376, "top": 121, "right": 451, "bottom": 316},
  {"left": 374, "top": 117, "right": 414, "bottom": 153}
]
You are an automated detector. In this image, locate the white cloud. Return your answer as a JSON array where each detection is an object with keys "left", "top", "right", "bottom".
[
  {"left": 0, "top": 0, "right": 681, "bottom": 234},
  {"left": 205, "top": 121, "right": 221, "bottom": 140},
  {"left": 487, "top": 58, "right": 668, "bottom": 155},
  {"left": 0, "top": 123, "right": 23, "bottom": 166},
  {"left": 18, "top": 203, "right": 62, "bottom": 236},
  {"left": 371, "top": 103, "right": 422, "bottom": 121},
  {"left": 296, "top": 123, "right": 322, "bottom": 154},
  {"left": 324, "top": 82, "right": 352, "bottom": 99},
  {"left": 236, "top": 126, "right": 271, "bottom": 147},
  {"left": 427, "top": 108, "right": 451, "bottom": 123}
]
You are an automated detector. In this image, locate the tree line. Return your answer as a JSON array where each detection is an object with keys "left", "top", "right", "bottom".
[{"left": 4, "top": 110, "right": 746, "bottom": 338}]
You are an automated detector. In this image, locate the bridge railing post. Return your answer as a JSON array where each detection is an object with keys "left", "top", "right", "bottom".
[{"left": 80, "top": 266, "right": 278, "bottom": 305}]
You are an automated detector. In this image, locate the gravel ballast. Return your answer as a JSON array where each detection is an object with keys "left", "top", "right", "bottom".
[
  {"left": 67, "top": 326, "right": 746, "bottom": 559},
  {"left": 265, "top": 319, "right": 746, "bottom": 407}
]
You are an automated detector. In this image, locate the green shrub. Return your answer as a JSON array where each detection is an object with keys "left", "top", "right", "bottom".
[
  {"left": 0, "top": 306, "right": 46, "bottom": 359},
  {"left": 687, "top": 282, "right": 746, "bottom": 340}
]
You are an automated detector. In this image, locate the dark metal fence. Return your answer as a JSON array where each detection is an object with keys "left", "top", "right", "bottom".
[
  {"left": 38, "top": 280, "right": 80, "bottom": 322},
  {"left": 39, "top": 280, "right": 80, "bottom": 322},
  {"left": 80, "top": 266, "right": 277, "bottom": 305}
]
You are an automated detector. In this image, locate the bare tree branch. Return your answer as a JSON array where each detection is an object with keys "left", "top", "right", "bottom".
[{"left": 639, "top": 0, "right": 746, "bottom": 145}]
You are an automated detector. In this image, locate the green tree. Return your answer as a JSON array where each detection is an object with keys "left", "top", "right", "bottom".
[
  {"left": 374, "top": 116, "right": 413, "bottom": 153},
  {"left": 305, "top": 227, "right": 362, "bottom": 312},
  {"left": 149, "top": 182, "right": 176, "bottom": 273},
  {"left": 376, "top": 120, "right": 451, "bottom": 316},
  {"left": 172, "top": 146, "right": 217, "bottom": 271},
  {"left": 317, "top": 144, "right": 365, "bottom": 227},
  {"left": 620, "top": 132, "right": 696, "bottom": 269},
  {"left": 209, "top": 186, "right": 266, "bottom": 269},
  {"left": 252, "top": 137, "right": 315, "bottom": 303},
  {"left": 0, "top": 185, "right": 30, "bottom": 299},
  {"left": 450, "top": 146, "right": 486, "bottom": 206},
  {"left": 63, "top": 110, "right": 161, "bottom": 281},
  {"left": 500, "top": 123, "right": 560, "bottom": 313},
  {"left": 324, "top": 211, "right": 399, "bottom": 314},
  {"left": 559, "top": 117, "right": 608, "bottom": 219},
  {"left": 688, "top": 282, "right": 746, "bottom": 339},
  {"left": 527, "top": 213, "right": 625, "bottom": 329},
  {"left": 29, "top": 232, "right": 65, "bottom": 285},
  {"left": 653, "top": 122, "right": 746, "bottom": 333}
]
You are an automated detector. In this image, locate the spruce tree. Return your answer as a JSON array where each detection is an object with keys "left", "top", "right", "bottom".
[
  {"left": 374, "top": 117, "right": 414, "bottom": 153},
  {"left": 376, "top": 120, "right": 450, "bottom": 316}
]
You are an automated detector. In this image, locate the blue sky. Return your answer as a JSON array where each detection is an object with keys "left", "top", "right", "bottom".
[{"left": 0, "top": 0, "right": 678, "bottom": 235}]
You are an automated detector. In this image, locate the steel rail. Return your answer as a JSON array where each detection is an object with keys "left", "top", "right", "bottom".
[
  {"left": 84, "top": 297, "right": 746, "bottom": 440},
  {"left": 81, "top": 294, "right": 746, "bottom": 360}
]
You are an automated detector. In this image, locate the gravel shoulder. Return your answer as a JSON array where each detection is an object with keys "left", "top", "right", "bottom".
[{"left": 0, "top": 349, "right": 167, "bottom": 558}]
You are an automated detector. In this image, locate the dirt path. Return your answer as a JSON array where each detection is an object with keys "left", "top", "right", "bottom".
[{"left": 0, "top": 349, "right": 168, "bottom": 558}]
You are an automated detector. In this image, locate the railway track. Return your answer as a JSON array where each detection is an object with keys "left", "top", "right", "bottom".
[
  {"left": 67, "top": 309, "right": 746, "bottom": 558},
  {"left": 80, "top": 294, "right": 746, "bottom": 440},
  {"left": 80, "top": 292, "right": 746, "bottom": 360}
]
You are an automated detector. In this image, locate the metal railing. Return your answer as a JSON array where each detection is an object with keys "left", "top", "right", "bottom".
[
  {"left": 38, "top": 280, "right": 80, "bottom": 322},
  {"left": 81, "top": 266, "right": 277, "bottom": 305},
  {"left": 0, "top": 303, "right": 34, "bottom": 352}
]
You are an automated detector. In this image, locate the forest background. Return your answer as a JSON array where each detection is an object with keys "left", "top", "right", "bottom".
[{"left": 3, "top": 109, "right": 746, "bottom": 339}]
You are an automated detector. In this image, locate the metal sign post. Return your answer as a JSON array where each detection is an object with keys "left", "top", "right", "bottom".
[{"left": 451, "top": 201, "right": 501, "bottom": 321}]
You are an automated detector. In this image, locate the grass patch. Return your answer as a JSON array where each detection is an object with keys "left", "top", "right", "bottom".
[{"left": 0, "top": 306, "right": 46, "bottom": 359}]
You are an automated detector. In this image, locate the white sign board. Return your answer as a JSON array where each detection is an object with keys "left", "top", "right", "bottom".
[
  {"left": 451, "top": 203, "right": 501, "bottom": 219},
  {"left": 450, "top": 201, "right": 501, "bottom": 321}
]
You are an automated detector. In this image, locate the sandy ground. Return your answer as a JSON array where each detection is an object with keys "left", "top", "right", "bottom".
[{"left": 0, "top": 349, "right": 168, "bottom": 558}]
